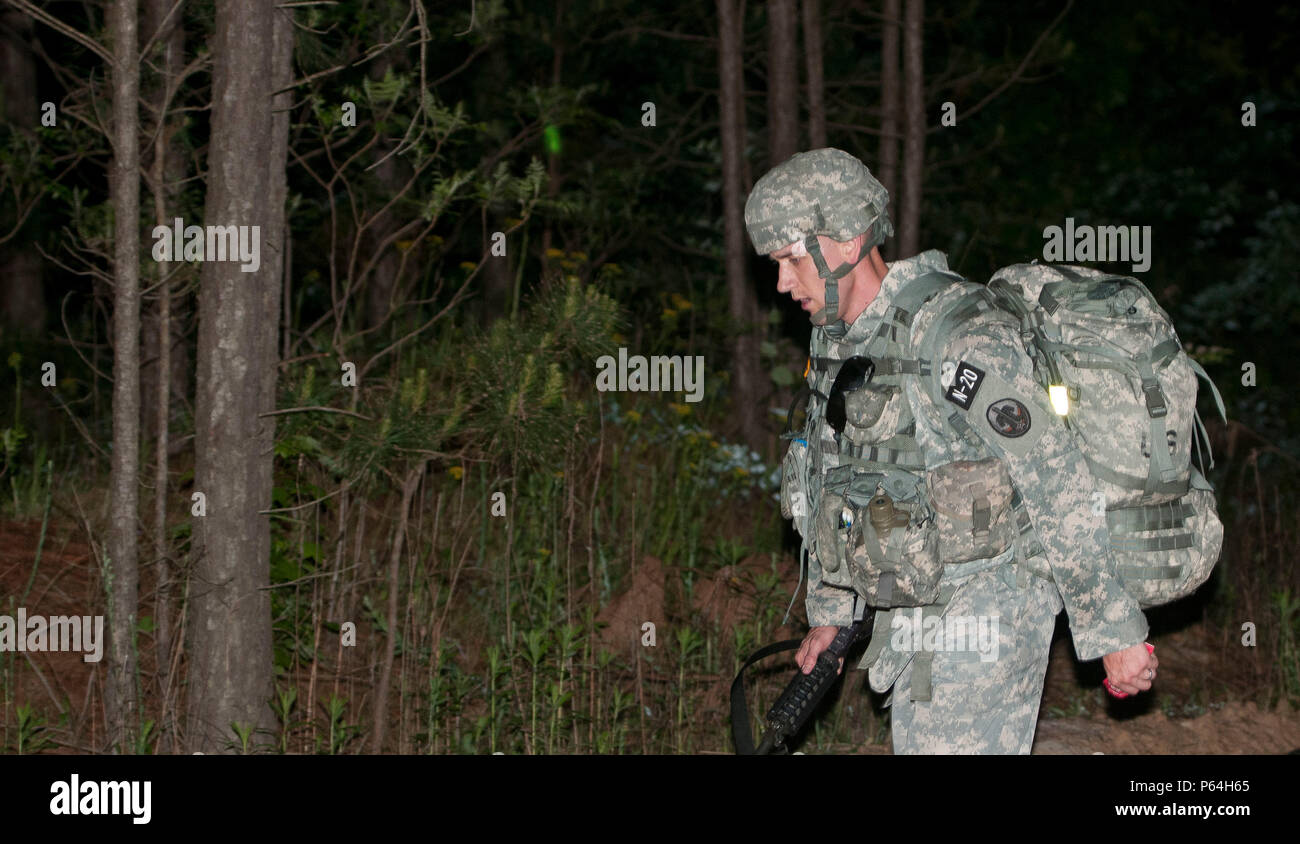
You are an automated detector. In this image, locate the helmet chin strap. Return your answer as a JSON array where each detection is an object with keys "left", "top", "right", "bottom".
[{"left": 804, "top": 231, "right": 869, "bottom": 339}]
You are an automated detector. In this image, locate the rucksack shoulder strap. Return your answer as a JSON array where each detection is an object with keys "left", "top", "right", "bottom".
[
  {"left": 809, "top": 269, "right": 961, "bottom": 378},
  {"left": 887, "top": 269, "right": 963, "bottom": 324}
]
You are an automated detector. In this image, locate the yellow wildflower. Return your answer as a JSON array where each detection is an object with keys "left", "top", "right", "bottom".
[
  {"left": 459, "top": 261, "right": 477, "bottom": 271},
  {"left": 670, "top": 402, "right": 691, "bottom": 417},
  {"left": 448, "top": 466, "right": 464, "bottom": 481},
  {"left": 662, "top": 308, "right": 678, "bottom": 319},
  {"left": 625, "top": 410, "right": 642, "bottom": 423},
  {"left": 545, "top": 247, "right": 565, "bottom": 259},
  {"left": 670, "top": 293, "right": 693, "bottom": 311},
  {"left": 570, "top": 250, "right": 589, "bottom": 262}
]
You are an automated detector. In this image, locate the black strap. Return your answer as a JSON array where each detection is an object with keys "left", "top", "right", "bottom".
[{"left": 730, "top": 639, "right": 803, "bottom": 755}]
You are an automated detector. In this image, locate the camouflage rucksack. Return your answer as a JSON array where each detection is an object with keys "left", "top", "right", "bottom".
[{"left": 912, "top": 261, "right": 1228, "bottom": 608}]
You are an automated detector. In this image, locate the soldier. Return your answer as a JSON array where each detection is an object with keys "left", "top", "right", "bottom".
[{"left": 744, "top": 147, "right": 1160, "bottom": 753}]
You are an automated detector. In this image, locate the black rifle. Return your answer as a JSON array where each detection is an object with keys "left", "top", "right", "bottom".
[{"left": 730, "top": 615, "right": 871, "bottom": 755}]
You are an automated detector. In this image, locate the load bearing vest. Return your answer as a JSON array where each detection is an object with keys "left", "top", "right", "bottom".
[{"left": 786, "top": 270, "right": 1039, "bottom": 616}]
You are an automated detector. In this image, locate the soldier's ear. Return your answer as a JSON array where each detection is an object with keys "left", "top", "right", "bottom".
[{"left": 839, "top": 233, "right": 865, "bottom": 259}]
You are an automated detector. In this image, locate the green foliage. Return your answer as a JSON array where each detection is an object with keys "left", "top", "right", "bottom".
[
  {"left": 228, "top": 721, "right": 256, "bottom": 755},
  {"left": 320, "top": 696, "right": 360, "bottom": 755},
  {"left": 10, "top": 703, "right": 56, "bottom": 754},
  {"left": 272, "top": 686, "right": 300, "bottom": 754},
  {"left": 462, "top": 278, "right": 620, "bottom": 470},
  {"left": 1273, "top": 588, "right": 1300, "bottom": 706},
  {"left": 133, "top": 719, "right": 159, "bottom": 755}
]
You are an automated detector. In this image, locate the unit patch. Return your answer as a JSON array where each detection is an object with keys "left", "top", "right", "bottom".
[
  {"left": 986, "top": 397, "right": 1032, "bottom": 438},
  {"left": 943, "top": 360, "right": 985, "bottom": 410}
]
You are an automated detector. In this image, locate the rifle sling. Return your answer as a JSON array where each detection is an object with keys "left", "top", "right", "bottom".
[{"left": 730, "top": 638, "right": 804, "bottom": 755}]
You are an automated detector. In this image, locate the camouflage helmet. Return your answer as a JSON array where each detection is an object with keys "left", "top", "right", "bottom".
[
  {"left": 744, "top": 147, "right": 894, "bottom": 257},
  {"left": 745, "top": 148, "right": 893, "bottom": 334}
]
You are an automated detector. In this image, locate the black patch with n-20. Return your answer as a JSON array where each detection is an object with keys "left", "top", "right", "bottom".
[{"left": 944, "top": 360, "right": 985, "bottom": 410}]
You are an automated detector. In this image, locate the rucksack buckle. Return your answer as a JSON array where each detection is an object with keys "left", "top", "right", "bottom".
[{"left": 1141, "top": 378, "right": 1168, "bottom": 418}]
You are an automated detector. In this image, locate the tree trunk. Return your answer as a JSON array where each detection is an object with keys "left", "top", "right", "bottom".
[
  {"left": 801, "top": 0, "right": 826, "bottom": 150},
  {"left": 878, "top": 0, "right": 901, "bottom": 260},
  {"left": 364, "top": 53, "right": 405, "bottom": 331},
  {"left": 0, "top": 9, "right": 45, "bottom": 334},
  {"left": 480, "top": 207, "right": 513, "bottom": 324},
  {"left": 106, "top": 0, "right": 141, "bottom": 753},
  {"left": 189, "top": 0, "right": 292, "bottom": 754},
  {"left": 538, "top": 0, "right": 565, "bottom": 280},
  {"left": 143, "top": 0, "right": 185, "bottom": 751},
  {"left": 898, "top": 0, "right": 924, "bottom": 259},
  {"left": 766, "top": 0, "right": 798, "bottom": 166},
  {"left": 719, "top": 0, "right": 766, "bottom": 453},
  {"left": 363, "top": 149, "right": 403, "bottom": 330}
]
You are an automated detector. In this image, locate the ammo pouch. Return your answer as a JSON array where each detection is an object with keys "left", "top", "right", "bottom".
[
  {"left": 1106, "top": 465, "right": 1224, "bottom": 608},
  {"left": 814, "top": 467, "right": 941, "bottom": 608},
  {"left": 926, "top": 457, "right": 1017, "bottom": 564}
]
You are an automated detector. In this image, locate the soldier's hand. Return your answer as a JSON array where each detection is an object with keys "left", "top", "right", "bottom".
[
  {"left": 796, "top": 626, "right": 845, "bottom": 675},
  {"left": 1101, "top": 641, "right": 1158, "bottom": 696}
]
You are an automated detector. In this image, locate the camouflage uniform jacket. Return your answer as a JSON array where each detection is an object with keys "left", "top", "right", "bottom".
[{"left": 794, "top": 250, "right": 1148, "bottom": 688}]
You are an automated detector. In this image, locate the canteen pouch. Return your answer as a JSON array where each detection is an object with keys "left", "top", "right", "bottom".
[{"left": 1107, "top": 466, "right": 1224, "bottom": 608}]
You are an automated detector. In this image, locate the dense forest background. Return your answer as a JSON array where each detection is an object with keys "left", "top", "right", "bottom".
[{"left": 0, "top": 0, "right": 1296, "bottom": 754}]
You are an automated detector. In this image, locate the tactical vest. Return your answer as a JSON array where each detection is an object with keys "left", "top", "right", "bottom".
[{"left": 780, "top": 270, "right": 1039, "bottom": 612}]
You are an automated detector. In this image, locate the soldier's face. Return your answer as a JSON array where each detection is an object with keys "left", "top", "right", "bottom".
[{"left": 769, "top": 235, "right": 854, "bottom": 323}]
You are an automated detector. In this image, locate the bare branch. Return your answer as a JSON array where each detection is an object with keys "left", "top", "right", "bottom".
[
  {"left": 9, "top": 0, "right": 113, "bottom": 62},
  {"left": 258, "top": 406, "right": 375, "bottom": 421},
  {"left": 940, "top": 0, "right": 1074, "bottom": 130}
]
